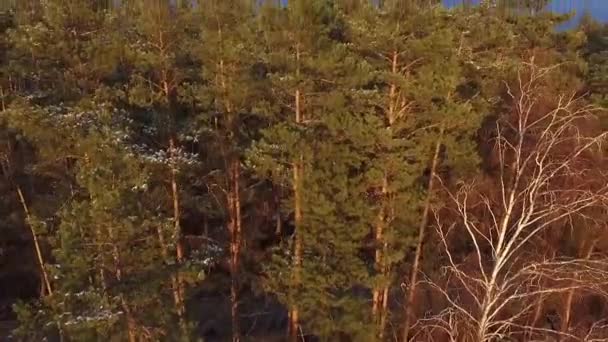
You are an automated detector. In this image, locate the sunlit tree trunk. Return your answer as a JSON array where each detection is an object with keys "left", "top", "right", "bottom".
[
  {"left": 561, "top": 239, "right": 597, "bottom": 336},
  {"left": 289, "top": 43, "right": 304, "bottom": 342},
  {"left": 155, "top": 13, "right": 188, "bottom": 330},
  {"left": 106, "top": 196, "right": 138, "bottom": 342},
  {"left": 227, "top": 158, "right": 242, "bottom": 342},
  {"left": 16, "top": 187, "right": 52, "bottom": 296},
  {"left": 402, "top": 128, "right": 443, "bottom": 341},
  {"left": 214, "top": 23, "right": 245, "bottom": 334}
]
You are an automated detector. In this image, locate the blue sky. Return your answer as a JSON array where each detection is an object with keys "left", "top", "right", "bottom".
[
  {"left": 443, "top": 0, "right": 608, "bottom": 29},
  {"left": 175, "top": 0, "right": 608, "bottom": 29}
]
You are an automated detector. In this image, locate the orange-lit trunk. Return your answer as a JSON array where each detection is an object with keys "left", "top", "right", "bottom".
[
  {"left": 288, "top": 44, "right": 304, "bottom": 342},
  {"left": 372, "top": 175, "right": 389, "bottom": 337},
  {"left": 402, "top": 131, "right": 443, "bottom": 342},
  {"left": 16, "top": 187, "right": 53, "bottom": 297},
  {"left": 561, "top": 239, "right": 597, "bottom": 336},
  {"left": 106, "top": 205, "right": 137, "bottom": 342},
  {"left": 159, "top": 13, "right": 188, "bottom": 327},
  {"left": 228, "top": 159, "right": 242, "bottom": 342},
  {"left": 373, "top": 51, "right": 399, "bottom": 338},
  {"left": 216, "top": 31, "right": 242, "bottom": 338},
  {"left": 0, "top": 86, "right": 5, "bottom": 111},
  {"left": 121, "top": 298, "right": 138, "bottom": 342},
  {"left": 168, "top": 137, "right": 188, "bottom": 333},
  {"left": 289, "top": 155, "right": 303, "bottom": 342}
]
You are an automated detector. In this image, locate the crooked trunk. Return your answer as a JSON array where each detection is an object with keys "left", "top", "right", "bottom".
[
  {"left": 402, "top": 129, "right": 443, "bottom": 341},
  {"left": 16, "top": 187, "right": 53, "bottom": 297}
]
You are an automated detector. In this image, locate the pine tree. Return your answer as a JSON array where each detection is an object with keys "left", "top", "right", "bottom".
[
  {"left": 252, "top": 1, "right": 333, "bottom": 339},
  {"left": 0, "top": 9, "right": 52, "bottom": 329},
  {"left": 3, "top": 2, "right": 202, "bottom": 340},
  {"left": 581, "top": 16, "right": 608, "bottom": 110},
  {"left": 250, "top": 1, "right": 378, "bottom": 339},
  {"left": 197, "top": 1, "right": 268, "bottom": 340},
  {"left": 117, "top": 1, "right": 201, "bottom": 337},
  {"left": 346, "top": 3, "right": 436, "bottom": 338},
  {"left": 0, "top": 2, "right": 130, "bottom": 339},
  {"left": 344, "top": 2, "right": 518, "bottom": 339},
  {"left": 1, "top": 2, "right": 608, "bottom": 341}
]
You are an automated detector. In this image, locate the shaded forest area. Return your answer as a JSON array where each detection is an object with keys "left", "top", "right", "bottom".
[{"left": 1, "top": 1, "right": 608, "bottom": 341}]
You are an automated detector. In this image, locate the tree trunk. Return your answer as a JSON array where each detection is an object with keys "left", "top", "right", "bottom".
[
  {"left": 170, "top": 138, "right": 185, "bottom": 264},
  {"left": 216, "top": 46, "right": 242, "bottom": 341},
  {"left": 373, "top": 51, "right": 399, "bottom": 338},
  {"left": 561, "top": 239, "right": 597, "bottom": 337},
  {"left": 402, "top": 131, "right": 443, "bottom": 342},
  {"left": 147, "top": 145, "right": 187, "bottom": 338},
  {"left": 379, "top": 284, "right": 389, "bottom": 340},
  {"left": 228, "top": 159, "right": 242, "bottom": 342},
  {"left": 159, "top": 17, "right": 189, "bottom": 326},
  {"left": 121, "top": 298, "right": 138, "bottom": 342},
  {"left": 0, "top": 86, "right": 5, "bottom": 111},
  {"left": 169, "top": 137, "right": 188, "bottom": 334},
  {"left": 17, "top": 187, "right": 53, "bottom": 297},
  {"left": 527, "top": 249, "right": 556, "bottom": 340},
  {"left": 18, "top": 183, "right": 65, "bottom": 342},
  {"left": 290, "top": 154, "right": 303, "bottom": 342},
  {"left": 106, "top": 212, "right": 137, "bottom": 342},
  {"left": 275, "top": 186, "right": 282, "bottom": 236},
  {"left": 289, "top": 43, "right": 303, "bottom": 342},
  {"left": 373, "top": 175, "right": 389, "bottom": 338}
]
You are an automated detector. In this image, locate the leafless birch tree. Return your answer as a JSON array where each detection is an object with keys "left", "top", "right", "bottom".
[{"left": 414, "top": 61, "right": 608, "bottom": 342}]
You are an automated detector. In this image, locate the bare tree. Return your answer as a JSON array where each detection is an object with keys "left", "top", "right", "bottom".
[{"left": 415, "top": 61, "right": 608, "bottom": 342}]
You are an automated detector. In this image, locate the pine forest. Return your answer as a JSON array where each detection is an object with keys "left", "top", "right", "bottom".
[{"left": 1, "top": 1, "right": 608, "bottom": 341}]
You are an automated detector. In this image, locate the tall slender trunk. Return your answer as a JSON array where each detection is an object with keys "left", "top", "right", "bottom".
[
  {"left": 170, "top": 138, "right": 185, "bottom": 264},
  {"left": 561, "top": 239, "right": 597, "bottom": 336},
  {"left": 158, "top": 14, "right": 188, "bottom": 329},
  {"left": 527, "top": 249, "right": 556, "bottom": 340},
  {"left": 106, "top": 209, "right": 137, "bottom": 342},
  {"left": 228, "top": 159, "right": 242, "bottom": 342},
  {"left": 402, "top": 129, "right": 443, "bottom": 342},
  {"left": 373, "top": 175, "right": 389, "bottom": 337},
  {"left": 289, "top": 44, "right": 303, "bottom": 342},
  {"left": 379, "top": 281, "right": 389, "bottom": 340},
  {"left": 169, "top": 138, "right": 186, "bottom": 281},
  {"left": 169, "top": 137, "right": 188, "bottom": 335},
  {"left": 529, "top": 291, "right": 545, "bottom": 337},
  {"left": 289, "top": 154, "right": 303, "bottom": 342},
  {"left": 216, "top": 33, "right": 243, "bottom": 338},
  {"left": 19, "top": 184, "right": 67, "bottom": 341},
  {"left": 121, "top": 298, "right": 138, "bottom": 342},
  {"left": 0, "top": 86, "right": 5, "bottom": 111},
  {"left": 17, "top": 187, "right": 53, "bottom": 296},
  {"left": 155, "top": 212, "right": 186, "bottom": 332},
  {"left": 94, "top": 224, "right": 108, "bottom": 293},
  {"left": 373, "top": 51, "right": 399, "bottom": 339},
  {"left": 275, "top": 185, "right": 282, "bottom": 235}
]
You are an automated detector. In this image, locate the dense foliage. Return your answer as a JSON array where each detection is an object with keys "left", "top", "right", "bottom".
[{"left": 0, "top": 1, "right": 607, "bottom": 341}]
